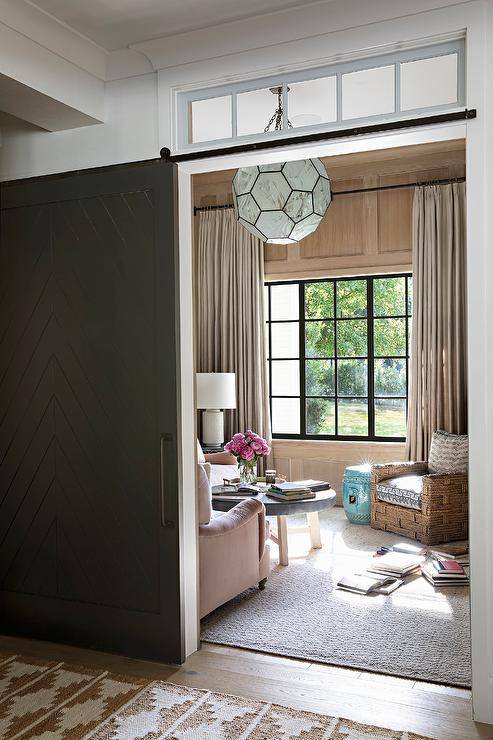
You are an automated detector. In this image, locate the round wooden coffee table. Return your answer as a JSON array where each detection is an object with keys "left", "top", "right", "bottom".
[{"left": 211, "top": 488, "right": 337, "bottom": 566}]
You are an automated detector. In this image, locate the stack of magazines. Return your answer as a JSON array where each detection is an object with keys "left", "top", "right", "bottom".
[
  {"left": 266, "top": 481, "right": 316, "bottom": 502},
  {"left": 421, "top": 557, "right": 469, "bottom": 587},
  {"left": 366, "top": 551, "right": 425, "bottom": 578}
]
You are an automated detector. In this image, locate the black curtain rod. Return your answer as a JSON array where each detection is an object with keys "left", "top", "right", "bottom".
[
  {"left": 162, "top": 109, "right": 475, "bottom": 164},
  {"left": 193, "top": 176, "right": 465, "bottom": 214}
]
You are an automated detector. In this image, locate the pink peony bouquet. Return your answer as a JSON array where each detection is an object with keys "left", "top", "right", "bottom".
[{"left": 224, "top": 430, "right": 270, "bottom": 464}]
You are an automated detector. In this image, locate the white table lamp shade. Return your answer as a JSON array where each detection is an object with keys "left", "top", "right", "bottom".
[{"left": 196, "top": 373, "right": 236, "bottom": 410}]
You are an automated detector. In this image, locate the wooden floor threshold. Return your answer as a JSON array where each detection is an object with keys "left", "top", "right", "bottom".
[{"left": 0, "top": 635, "right": 490, "bottom": 740}]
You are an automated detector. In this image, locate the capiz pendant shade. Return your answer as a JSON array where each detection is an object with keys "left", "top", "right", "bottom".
[{"left": 232, "top": 159, "right": 331, "bottom": 244}]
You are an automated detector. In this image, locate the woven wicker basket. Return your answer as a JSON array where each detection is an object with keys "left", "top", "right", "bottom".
[{"left": 371, "top": 462, "right": 468, "bottom": 545}]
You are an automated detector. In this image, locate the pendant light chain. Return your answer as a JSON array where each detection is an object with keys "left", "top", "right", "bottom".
[{"left": 264, "top": 86, "right": 293, "bottom": 133}]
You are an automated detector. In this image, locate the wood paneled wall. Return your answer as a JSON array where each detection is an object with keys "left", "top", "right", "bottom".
[
  {"left": 192, "top": 140, "right": 466, "bottom": 499},
  {"left": 192, "top": 139, "right": 465, "bottom": 281},
  {"left": 272, "top": 440, "right": 406, "bottom": 505}
]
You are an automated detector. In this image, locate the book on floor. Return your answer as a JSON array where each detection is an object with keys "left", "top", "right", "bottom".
[
  {"left": 367, "top": 551, "right": 425, "bottom": 577},
  {"left": 428, "top": 543, "right": 469, "bottom": 564},
  {"left": 337, "top": 572, "right": 404, "bottom": 595},
  {"left": 391, "top": 542, "right": 427, "bottom": 556}
]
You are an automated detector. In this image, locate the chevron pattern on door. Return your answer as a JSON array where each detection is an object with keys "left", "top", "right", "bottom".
[{"left": 0, "top": 190, "right": 163, "bottom": 613}]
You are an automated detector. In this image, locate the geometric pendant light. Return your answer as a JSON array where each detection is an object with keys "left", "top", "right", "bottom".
[{"left": 232, "top": 158, "right": 332, "bottom": 245}]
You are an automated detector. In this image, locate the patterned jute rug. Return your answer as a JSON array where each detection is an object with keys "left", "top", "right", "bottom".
[{"left": 0, "top": 652, "right": 433, "bottom": 739}]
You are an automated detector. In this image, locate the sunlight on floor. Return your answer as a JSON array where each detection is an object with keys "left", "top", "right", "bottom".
[{"left": 268, "top": 507, "right": 456, "bottom": 616}]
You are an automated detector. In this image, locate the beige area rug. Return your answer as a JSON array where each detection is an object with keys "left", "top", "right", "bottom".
[
  {"left": 202, "top": 508, "right": 471, "bottom": 686},
  {"left": 0, "top": 652, "right": 433, "bottom": 739}
]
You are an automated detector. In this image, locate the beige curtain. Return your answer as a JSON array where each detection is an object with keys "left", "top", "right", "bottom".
[
  {"left": 406, "top": 182, "right": 467, "bottom": 461},
  {"left": 195, "top": 208, "right": 271, "bottom": 447}
]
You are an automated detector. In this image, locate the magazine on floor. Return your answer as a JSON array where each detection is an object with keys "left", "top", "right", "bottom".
[{"left": 337, "top": 572, "right": 404, "bottom": 595}]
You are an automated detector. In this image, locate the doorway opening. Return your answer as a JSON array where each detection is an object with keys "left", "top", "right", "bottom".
[{"left": 177, "top": 122, "right": 472, "bottom": 695}]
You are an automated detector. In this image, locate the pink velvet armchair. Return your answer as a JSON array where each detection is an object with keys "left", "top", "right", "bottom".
[{"left": 197, "top": 464, "right": 270, "bottom": 618}]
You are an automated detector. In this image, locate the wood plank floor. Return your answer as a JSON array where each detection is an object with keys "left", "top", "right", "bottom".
[{"left": 0, "top": 635, "right": 491, "bottom": 740}]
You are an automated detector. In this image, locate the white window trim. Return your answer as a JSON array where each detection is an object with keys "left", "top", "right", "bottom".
[{"left": 176, "top": 39, "right": 465, "bottom": 153}]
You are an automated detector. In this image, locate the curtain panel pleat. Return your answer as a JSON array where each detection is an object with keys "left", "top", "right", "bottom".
[
  {"left": 195, "top": 209, "right": 271, "bottom": 450},
  {"left": 406, "top": 182, "right": 467, "bottom": 460}
]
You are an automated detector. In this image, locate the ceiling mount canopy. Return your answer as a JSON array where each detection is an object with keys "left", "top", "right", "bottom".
[{"left": 232, "top": 158, "right": 332, "bottom": 244}]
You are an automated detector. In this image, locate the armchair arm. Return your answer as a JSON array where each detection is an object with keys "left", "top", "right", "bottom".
[
  {"left": 199, "top": 498, "right": 266, "bottom": 559},
  {"left": 198, "top": 499, "right": 267, "bottom": 618},
  {"left": 421, "top": 471, "right": 468, "bottom": 511},
  {"left": 204, "top": 451, "right": 237, "bottom": 465},
  {"left": 371, "top": 461, "right": 428, "bottom": 485}
]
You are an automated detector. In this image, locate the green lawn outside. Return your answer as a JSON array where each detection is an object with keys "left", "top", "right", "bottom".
[{"left": 311, "top": 400, "right": 406, "bottom": 437}]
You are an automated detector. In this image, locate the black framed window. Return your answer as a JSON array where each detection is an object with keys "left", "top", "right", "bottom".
[{"left": 265, "top": 274, "right": 412, "bottom": 441}]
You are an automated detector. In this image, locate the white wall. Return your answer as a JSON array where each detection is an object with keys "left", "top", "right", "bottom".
[
  {"left": 0, "top": 73, "right": 158, "bottom": 180},
  {"left": 0, "top": 0, "right": 492, "bottom": 723}
]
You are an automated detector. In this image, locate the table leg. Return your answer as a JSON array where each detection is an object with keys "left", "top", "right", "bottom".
[
  {"left": 276, "top": 515, "right": 289, "bottom": 566},
  {"left": 307, "top": 511, "right": 322, "bottom": 549}
]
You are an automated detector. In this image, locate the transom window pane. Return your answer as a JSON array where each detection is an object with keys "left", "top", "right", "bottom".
[
  {"left": 237, "top": 86, "right": 282, "bottom": 137},
  {"left": 190, "top": 96, "right": 232, "bottom": 143},
  {"left": 342, "top": 65, "right": 395, "bottom": 120},
  {"left": 288, "top": 76, "right": 337, "bottom": 128},
  {"left": 401, "top": 53, "right": 458, "bottom": 111},
  {"left": 180, "top": 41, "right": 463, "bottom": 150},
  {"left": 266, "top": 274, "right": 411, "bottom": 440}
]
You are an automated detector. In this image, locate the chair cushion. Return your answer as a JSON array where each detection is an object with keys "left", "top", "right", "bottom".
[
  {"left": 428, "top": 430, "right": 468, "bottom": 474},
  {"left": 376, "top": 474, "right": 423, "bottom": 511},
  {"left": 197, "top": 463, "right": 213, "bottom": 525}
]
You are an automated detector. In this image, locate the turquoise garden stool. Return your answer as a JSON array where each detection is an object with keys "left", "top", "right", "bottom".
[{"left": 342, "top": 464, "right": 372, "bottom": 524}]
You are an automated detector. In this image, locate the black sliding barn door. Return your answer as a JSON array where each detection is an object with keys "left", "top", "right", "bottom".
[{"left": 0, "top": 161, "right": 183, "bottom": 663}]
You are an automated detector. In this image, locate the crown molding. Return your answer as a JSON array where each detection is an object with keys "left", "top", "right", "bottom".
[
  {"left": 0, "top": 0, "right": 108, "bottom": 80},
  {"left": 130, "top": 0, "right": 472, "bottom": 71}
]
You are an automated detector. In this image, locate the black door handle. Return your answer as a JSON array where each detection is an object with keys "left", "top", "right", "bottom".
[{"left": 160, "top": 433, "right": 175, "bottom": 528}]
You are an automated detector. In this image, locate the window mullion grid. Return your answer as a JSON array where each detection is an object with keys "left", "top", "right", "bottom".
[
  {"left": 367, "top": 277, "right": 375, "bottom": 438},
  {"left": 299, "top": 283, "right": 306, "bottom": 436}
]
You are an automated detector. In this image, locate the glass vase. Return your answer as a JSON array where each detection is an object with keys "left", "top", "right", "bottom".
[{"left": 238, "top": 460, "right": 257, "bottom": 485}]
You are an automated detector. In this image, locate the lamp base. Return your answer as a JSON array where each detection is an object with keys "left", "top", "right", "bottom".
[{"left": 202, "top": 409, "right": 224, "bottom": 447}]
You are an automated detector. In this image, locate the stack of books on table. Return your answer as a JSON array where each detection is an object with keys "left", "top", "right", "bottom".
[
  {"left": 366, "top": 551, "right": 425, "bottom": 578},
  {"left": 266, "top": 482, "right": 316, "bottom": 502},
  {"left": 421, "top": 557, "right": 469, "bottom": 587}
]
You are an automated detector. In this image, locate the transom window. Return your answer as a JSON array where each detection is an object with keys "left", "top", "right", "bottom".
[
  {"left": 177, "top": 39, "right": 464, "bottom": 151},
  {"left": 265, "top": 275, "right": 412, "bottom": 441}
]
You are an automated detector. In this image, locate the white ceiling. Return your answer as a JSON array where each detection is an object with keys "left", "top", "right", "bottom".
[{"left": 29, "top": 0, "right": 321, "bottom": 51}]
